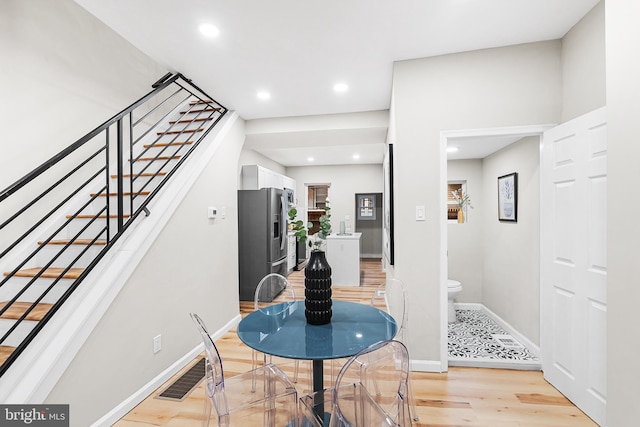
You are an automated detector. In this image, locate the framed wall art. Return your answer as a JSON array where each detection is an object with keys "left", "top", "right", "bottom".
[
  {"left": 498, "top": 172, "right": 517, "bottom": 222},
  {"left": 357, "top": 194, "right": 376, "bottom": 220},
  {"left": 383, "top": 144, "right": 395, "bottom": 265}
]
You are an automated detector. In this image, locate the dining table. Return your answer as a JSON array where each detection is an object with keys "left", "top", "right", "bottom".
[{"left": 236, "top": 299, "right": 397, "bottom": 394}]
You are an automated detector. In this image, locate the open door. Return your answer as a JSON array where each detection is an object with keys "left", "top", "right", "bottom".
[{"left": 541, "top": 107, "right": 607, "bottom": 426}]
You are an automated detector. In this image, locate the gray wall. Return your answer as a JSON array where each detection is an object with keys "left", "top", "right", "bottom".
[
  {"left": 606, "top": 0, "right": 640, "bottom": 424},
  {"left": 355, "top": 193, "right": 383, "bottom": 257},
  {"left": 390, "top": 40, "right": 562, "bottom": 362},
  {"left": 447, "top": 160, "right": 484, "bottom": 303},
  {"left": 482, "top": 136, "right": 540, "bottom": 344},
  {"left": 561, "top": 1, "right": 606, "bottom": 122},
  {"left": 448, "top": 137, "right": 540, "bottom": 345}
]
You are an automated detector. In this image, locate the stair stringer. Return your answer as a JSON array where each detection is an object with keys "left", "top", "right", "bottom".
[{"left": 0, "top": 111, "right": 239, "bottom": 403}]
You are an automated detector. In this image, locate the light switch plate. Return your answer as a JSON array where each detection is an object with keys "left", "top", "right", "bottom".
[{"left": 415, "top": 206, "right": 426, "bottom": 221}]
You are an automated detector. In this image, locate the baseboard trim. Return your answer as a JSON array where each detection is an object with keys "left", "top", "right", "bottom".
[
  {"left": 91, "top": 314, "right": 241, "bottom": 427},
  {"left": 410, "top": 359, "right": 444, "bottom": 373}
]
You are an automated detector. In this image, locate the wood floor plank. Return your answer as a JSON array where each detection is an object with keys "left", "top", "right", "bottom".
[{"left": 113, "top": 258, "right": 597, "bottom": 427}]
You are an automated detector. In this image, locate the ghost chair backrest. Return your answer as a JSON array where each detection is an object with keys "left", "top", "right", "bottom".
[
  {"left": 190, "top": 313, "right": 230, "bottom": 426},
  {"left": 254, "top": 273, "right": 297, "bottom": 314},
  {"left": 332, "top": 339, "right": 411, "bottom": 426}
]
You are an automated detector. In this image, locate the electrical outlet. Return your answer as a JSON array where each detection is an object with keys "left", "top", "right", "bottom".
[{"left": 153, "top": 334, "right": 162, "bottom": 354}]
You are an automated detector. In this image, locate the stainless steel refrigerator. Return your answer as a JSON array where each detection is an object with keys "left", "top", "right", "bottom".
[{"left": 238, "top": 187, "right": 288, "bottom": 301}]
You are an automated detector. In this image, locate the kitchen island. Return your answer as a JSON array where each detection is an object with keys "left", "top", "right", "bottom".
[{"left": 325, "top": 232, "right": 361, "bottom": 286}]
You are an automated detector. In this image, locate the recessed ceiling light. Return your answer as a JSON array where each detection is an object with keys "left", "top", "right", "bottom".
[
  {"left": 333, "top": 83, "right": 349, "bottom": 92},
  {"left": 352, "top": 154, "right": 360, "bottom": 160},
  {"left": 307, "top": 157, "right": 315, "bottom": 162},
  {"left": 447, "top": 147, "right": 459, "bottom": 153},
  {"left": 256, "top": 91, "right": 271, "bottom": 100},
  {"left": 199, "top": 23, "right": 220, "bottom": 38}
]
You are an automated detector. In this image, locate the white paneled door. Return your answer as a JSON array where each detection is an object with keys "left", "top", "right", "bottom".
[{"left": 541, "top": 107, "right": 607, "bottom": 426}]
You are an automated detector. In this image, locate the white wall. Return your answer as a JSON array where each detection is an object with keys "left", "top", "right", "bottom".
[
  {"left": 45, "top": 117, "right": 246, "bottom": 426},
  {"left": 606, "top": 0, "right": 640, "bottom": 424},
  {"left": 447, "top": 160, "right": 484, "bottom": 303},
  {"left": 0, "top": 0, "right": 167, "bottom": 190},
  {"left": 482, "top": 136, "right": 540, "bottom": 344},
  {"left": 238, "top": 149, "right": 286, "bottom": 177},
  {"left": 0, "top": 1, "right": 244, "bottom": 425},
  {"left": 285, "top": 164, "right": 383, "bottom": 238},
  {"left": 561, "top": 1, "right": 606, "bottom": 122},
  {"left": 391, "top": 40, "right": 561, "bottom": 362}
]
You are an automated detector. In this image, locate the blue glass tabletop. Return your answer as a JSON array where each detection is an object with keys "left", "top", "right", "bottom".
[{"left": 237, "top": 300, "right": 397, "bottom": 361}]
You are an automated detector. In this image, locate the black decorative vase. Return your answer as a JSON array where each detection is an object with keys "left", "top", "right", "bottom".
[{"left": 304, "top": 250, "right": 332, "bottom": 325}]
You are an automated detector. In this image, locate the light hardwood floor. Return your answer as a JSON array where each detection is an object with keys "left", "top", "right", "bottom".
[{"left": 114, "top": 259, "right": 597, "bottom": 427}]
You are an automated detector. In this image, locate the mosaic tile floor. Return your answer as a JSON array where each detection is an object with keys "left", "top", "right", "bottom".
[{"left": 448, "top": 308, "right": 541, "bottom": 370}]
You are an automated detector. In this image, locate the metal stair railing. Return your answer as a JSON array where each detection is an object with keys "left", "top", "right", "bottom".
[{"left": 0, "top": 72, "right": 227, "bottom": 376}]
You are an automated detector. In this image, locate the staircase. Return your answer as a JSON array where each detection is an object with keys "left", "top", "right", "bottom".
[{"left": 0, "top": 73, "right": 227, "bottom": 377}]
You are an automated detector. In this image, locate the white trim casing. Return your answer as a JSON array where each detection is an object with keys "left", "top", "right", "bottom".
[{"left": 439, "top": 124, "right": 555, "bottom": 372}]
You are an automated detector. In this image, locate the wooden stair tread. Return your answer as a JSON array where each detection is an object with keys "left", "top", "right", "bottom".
[
  {"left": 111, "top": 172, "right": 167, "bottom": 179},
  {"left": 67, "top": 214, "right": 131, "bottom": 219},
  {"left": 4, "top": 267, "right": 84, "bottom": 279},
  {"left": 0, "top": 346, "right": 15, "bottom": 365},
  {"left": 0, "top": 301, "right": 54, "bottom": 321},
  {"left": 169, "top": 117, "right": 213, "bottom": 124},
  {"left": 157, "top": 128, "right": 203, "bottom": 135},
  {"left": 143, "top": 141, "right": 193, "bottom": 148},
  {"left": 180, "top": 107, "right": 221, "bottom": 114},
  {"left": 37, "top": 239, "right": 107, "bottom": 246},
  {"left": 133, "top": 155, "right": 181, "bottom": 162},
  {"left": 90, "top": 191, "right": 150, "bottom": 197},
  {"left": 189, "top": 100, "right": 213, "bottom": 105}
]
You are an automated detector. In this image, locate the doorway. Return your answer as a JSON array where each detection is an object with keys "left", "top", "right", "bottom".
[
  {"left": 355, "top": 193, "right": 383, "bottom": 258},
  {"left": 439, "top": 124, "right": 552, "bottom": 370},
  {"left": 306, "top": 184, "right": 330, "bottom": 236}
]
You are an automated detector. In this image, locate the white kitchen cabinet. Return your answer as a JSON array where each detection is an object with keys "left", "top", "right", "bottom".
[
  {"left": 325, "top": 232, "right": 361, "bottom": 286},
  {"left": 287, "top": 232, "right": 297, "bottom": 272},
  {"left": 241, "top": 165, "right": 295, "bottom": 201}
]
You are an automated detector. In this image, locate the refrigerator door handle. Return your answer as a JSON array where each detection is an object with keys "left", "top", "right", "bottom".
[
  {"left": 280, "top": 195, "right": 286, "bottom": 251},
  {"left": 272, "top": 257, "right": 287, "bottom": 267}
]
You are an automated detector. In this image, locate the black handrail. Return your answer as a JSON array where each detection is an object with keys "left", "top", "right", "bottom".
[{"left": 0, "top": 73, "right": 227, "bottom": 376}]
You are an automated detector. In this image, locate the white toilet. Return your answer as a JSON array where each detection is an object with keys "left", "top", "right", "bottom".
[{"left": 447, "top": 279, "right": 463, "bottom": 323}]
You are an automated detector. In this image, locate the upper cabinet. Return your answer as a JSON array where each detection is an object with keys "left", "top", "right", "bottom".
[{"left": 242, "top": 165, "right": 296, "bottom": 198}]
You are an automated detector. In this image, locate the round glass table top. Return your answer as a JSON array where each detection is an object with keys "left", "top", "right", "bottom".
[{"left": 237, "top": 300, "right": 397, "bottom": 360}]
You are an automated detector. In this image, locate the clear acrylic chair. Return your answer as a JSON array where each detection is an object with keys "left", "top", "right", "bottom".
[
  {"left": 253, "top": 273, "right": 305, "bottom": 385},
  {"left": 299, "top": 339, "right": 412, "bottom": 427},
  {"left": 300, "top": 383, "right": 395, "bottom": 427},
  {"left": 370, "top": 279, "right": 419, "bottom": 422},
  {"left": 190, "top": 313, "right": 298, "bottom": 427}
]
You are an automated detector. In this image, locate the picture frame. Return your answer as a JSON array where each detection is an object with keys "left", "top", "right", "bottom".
[
  {"left": 497, "top": 172, "right": 517, "bottom": 222},
  {"left": 383, "top": 144, "right": 395, "bottom": 265},
  {"left": 357, "top": 194, "right": 376, "bottom": 220}
]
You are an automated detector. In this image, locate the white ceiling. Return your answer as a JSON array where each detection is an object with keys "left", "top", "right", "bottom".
[{"left": 74, "top": 0, "right": 599, "bottom": 165}]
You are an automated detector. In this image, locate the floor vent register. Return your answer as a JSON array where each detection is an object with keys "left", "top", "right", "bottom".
[
  {"left": 156, "top": 357, "right": 206, "bottom": 401},
  {"left": 492, "top": 334, "right": 525, "bottom": 349}
]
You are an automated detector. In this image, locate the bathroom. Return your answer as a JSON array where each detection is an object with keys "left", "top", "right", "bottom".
[{"left": 446, "top": 133, "right": 541, "bottom": 369}]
